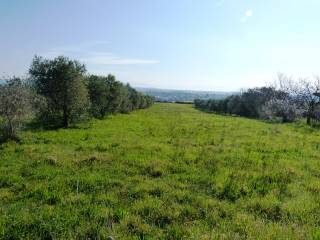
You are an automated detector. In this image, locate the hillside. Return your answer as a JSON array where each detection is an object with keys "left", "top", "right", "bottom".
[{"left": 1, "top": 103, "right": 320, "bottom": 239}]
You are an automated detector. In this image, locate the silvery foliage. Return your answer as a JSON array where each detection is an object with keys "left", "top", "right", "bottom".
[
  {"left": 0, "top": 77, "right": 31, "bottom": 139},
  {"left": 262, "top": 97, "right": 302, "bottom": 123}
]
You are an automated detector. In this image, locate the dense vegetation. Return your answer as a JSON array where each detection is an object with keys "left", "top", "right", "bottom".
[
  {"left": 194, "top": 86, "right": 300, "bottom": 123},
  {"left": 1, "top": 103, "right": 320, "bottom": 239},
  {"left": 87, "top": 75, "right": 154, "bottom": 118},
  {"left": 0, "top": 56, "right": 154, "bottom": 140},
  {"left": 195, "top": 75, "right": 320, "bottom": 125}
]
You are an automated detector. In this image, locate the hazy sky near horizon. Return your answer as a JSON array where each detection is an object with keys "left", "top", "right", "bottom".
[{"left": 1, "top": 0, "right": 320, "bottom": 91}]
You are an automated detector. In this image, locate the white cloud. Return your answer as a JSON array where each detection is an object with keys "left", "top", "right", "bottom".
[
  {"left": 245, "top": 9, "right": 253, "bottom": 17},
  {"left": 241, "top": 9, "right": 253, "bottom": 22}
]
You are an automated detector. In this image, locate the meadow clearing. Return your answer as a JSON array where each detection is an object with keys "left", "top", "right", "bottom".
[{"left": 1, "top": 103, "right": 320, "bottom": 239}]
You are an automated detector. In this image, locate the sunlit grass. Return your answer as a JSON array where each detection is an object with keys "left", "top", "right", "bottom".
[{"left": 1, "top": 103, "right": 320, "bottom": 239}]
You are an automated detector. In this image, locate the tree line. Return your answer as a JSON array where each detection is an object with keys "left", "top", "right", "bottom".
[
  {"left": 194, "top": 73, "right": 320, "bottom": 125},
  {"left": 0, "top": 56, "right": 154, "bottom": 141}
]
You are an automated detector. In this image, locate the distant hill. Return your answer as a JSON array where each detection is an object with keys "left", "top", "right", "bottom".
[{"left": 136, "top": 87, "right": 237, "bottom": 103}]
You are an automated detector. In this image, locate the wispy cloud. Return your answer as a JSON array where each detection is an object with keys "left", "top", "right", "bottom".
[
  {"left": 81, "top": 53, "right": 159, "bottom": 65},
  {"left": 42, "top": 41, "right": 159, "bottom": 65},
  {"left": 44, "top": 41, "right": 110, "bottom": 57},
  {"left": 241, "top": 9, "right": 253, "bottom": 22}
]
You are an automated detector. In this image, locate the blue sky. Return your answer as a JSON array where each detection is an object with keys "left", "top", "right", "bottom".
[{"left": 1, "top": 0, "right": 320, "bottom": 91}]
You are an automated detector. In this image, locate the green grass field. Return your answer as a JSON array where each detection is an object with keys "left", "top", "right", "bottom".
[{"left": 1, "top": 103, "right": 320, "bottom": 239}]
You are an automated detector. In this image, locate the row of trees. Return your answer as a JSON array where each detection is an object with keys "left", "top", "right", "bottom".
[
  {"left": 195, "top": 74, "right": 320, "bottom": 124},
  {"left": 87, "top": 74, "right": 153, "bottom": 119},
  {"left": 0, "top": 56, "right": 154, "bottom": 141}
]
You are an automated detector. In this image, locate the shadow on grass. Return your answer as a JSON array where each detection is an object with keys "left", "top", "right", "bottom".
[
  {"left": 195, "top": 107, "right": 266, "bottom": 121},
  {"left": 194, "top": 106, "right": 318, "bottom": 130},
  {"left": 24, "top": 117, "right": 96, "bottom": 132},
  {"left": 25, "top": 119, "right": 61, "bottom": 131},
  {"left": 0, "top": 133, "right": 21, "bottom": 145},
  {"left": 289, "top": 119, "right": 320, "bottom": 134},
  {"left": 0, "top": 136, "right": 8, "bottom": 144}
]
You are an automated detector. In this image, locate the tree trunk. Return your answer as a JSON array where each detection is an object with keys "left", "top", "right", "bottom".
[
  {"left": 307, "top": 102, "right": 315, "bottom": 125},
  {"left": 307, "top": 115, "right": 311, "bottom": 125},
  {"left": 6, "top": 118, "right": 19, "bottom": 142},
  {"left": 282, "top": 115, "right": 288, "bottom": 123},
  {"left": 8, "top": 120, "right": 14, "bottom": 138},
  {"left": 63, "top": 107, "right": 68, "bottom": 128}
]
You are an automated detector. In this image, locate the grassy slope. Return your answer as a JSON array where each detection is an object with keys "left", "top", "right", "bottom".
[{"left": 1, "top": 103, "right": 320, "bottom": 239}]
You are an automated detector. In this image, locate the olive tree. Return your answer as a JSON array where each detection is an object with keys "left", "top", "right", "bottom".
[
  {"left": 29, "top": 56, "right": 89, "bottom": 127},
  {"left": 86, "top": 75, "right": 110, "bottom": 118},
  {"left": 0, "top": 78, "right": 31, "bottom": 141}
]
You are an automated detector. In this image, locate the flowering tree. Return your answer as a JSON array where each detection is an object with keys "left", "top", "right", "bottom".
[{"left": 262, "top": 98, "right": 301, "bottom": 123}]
